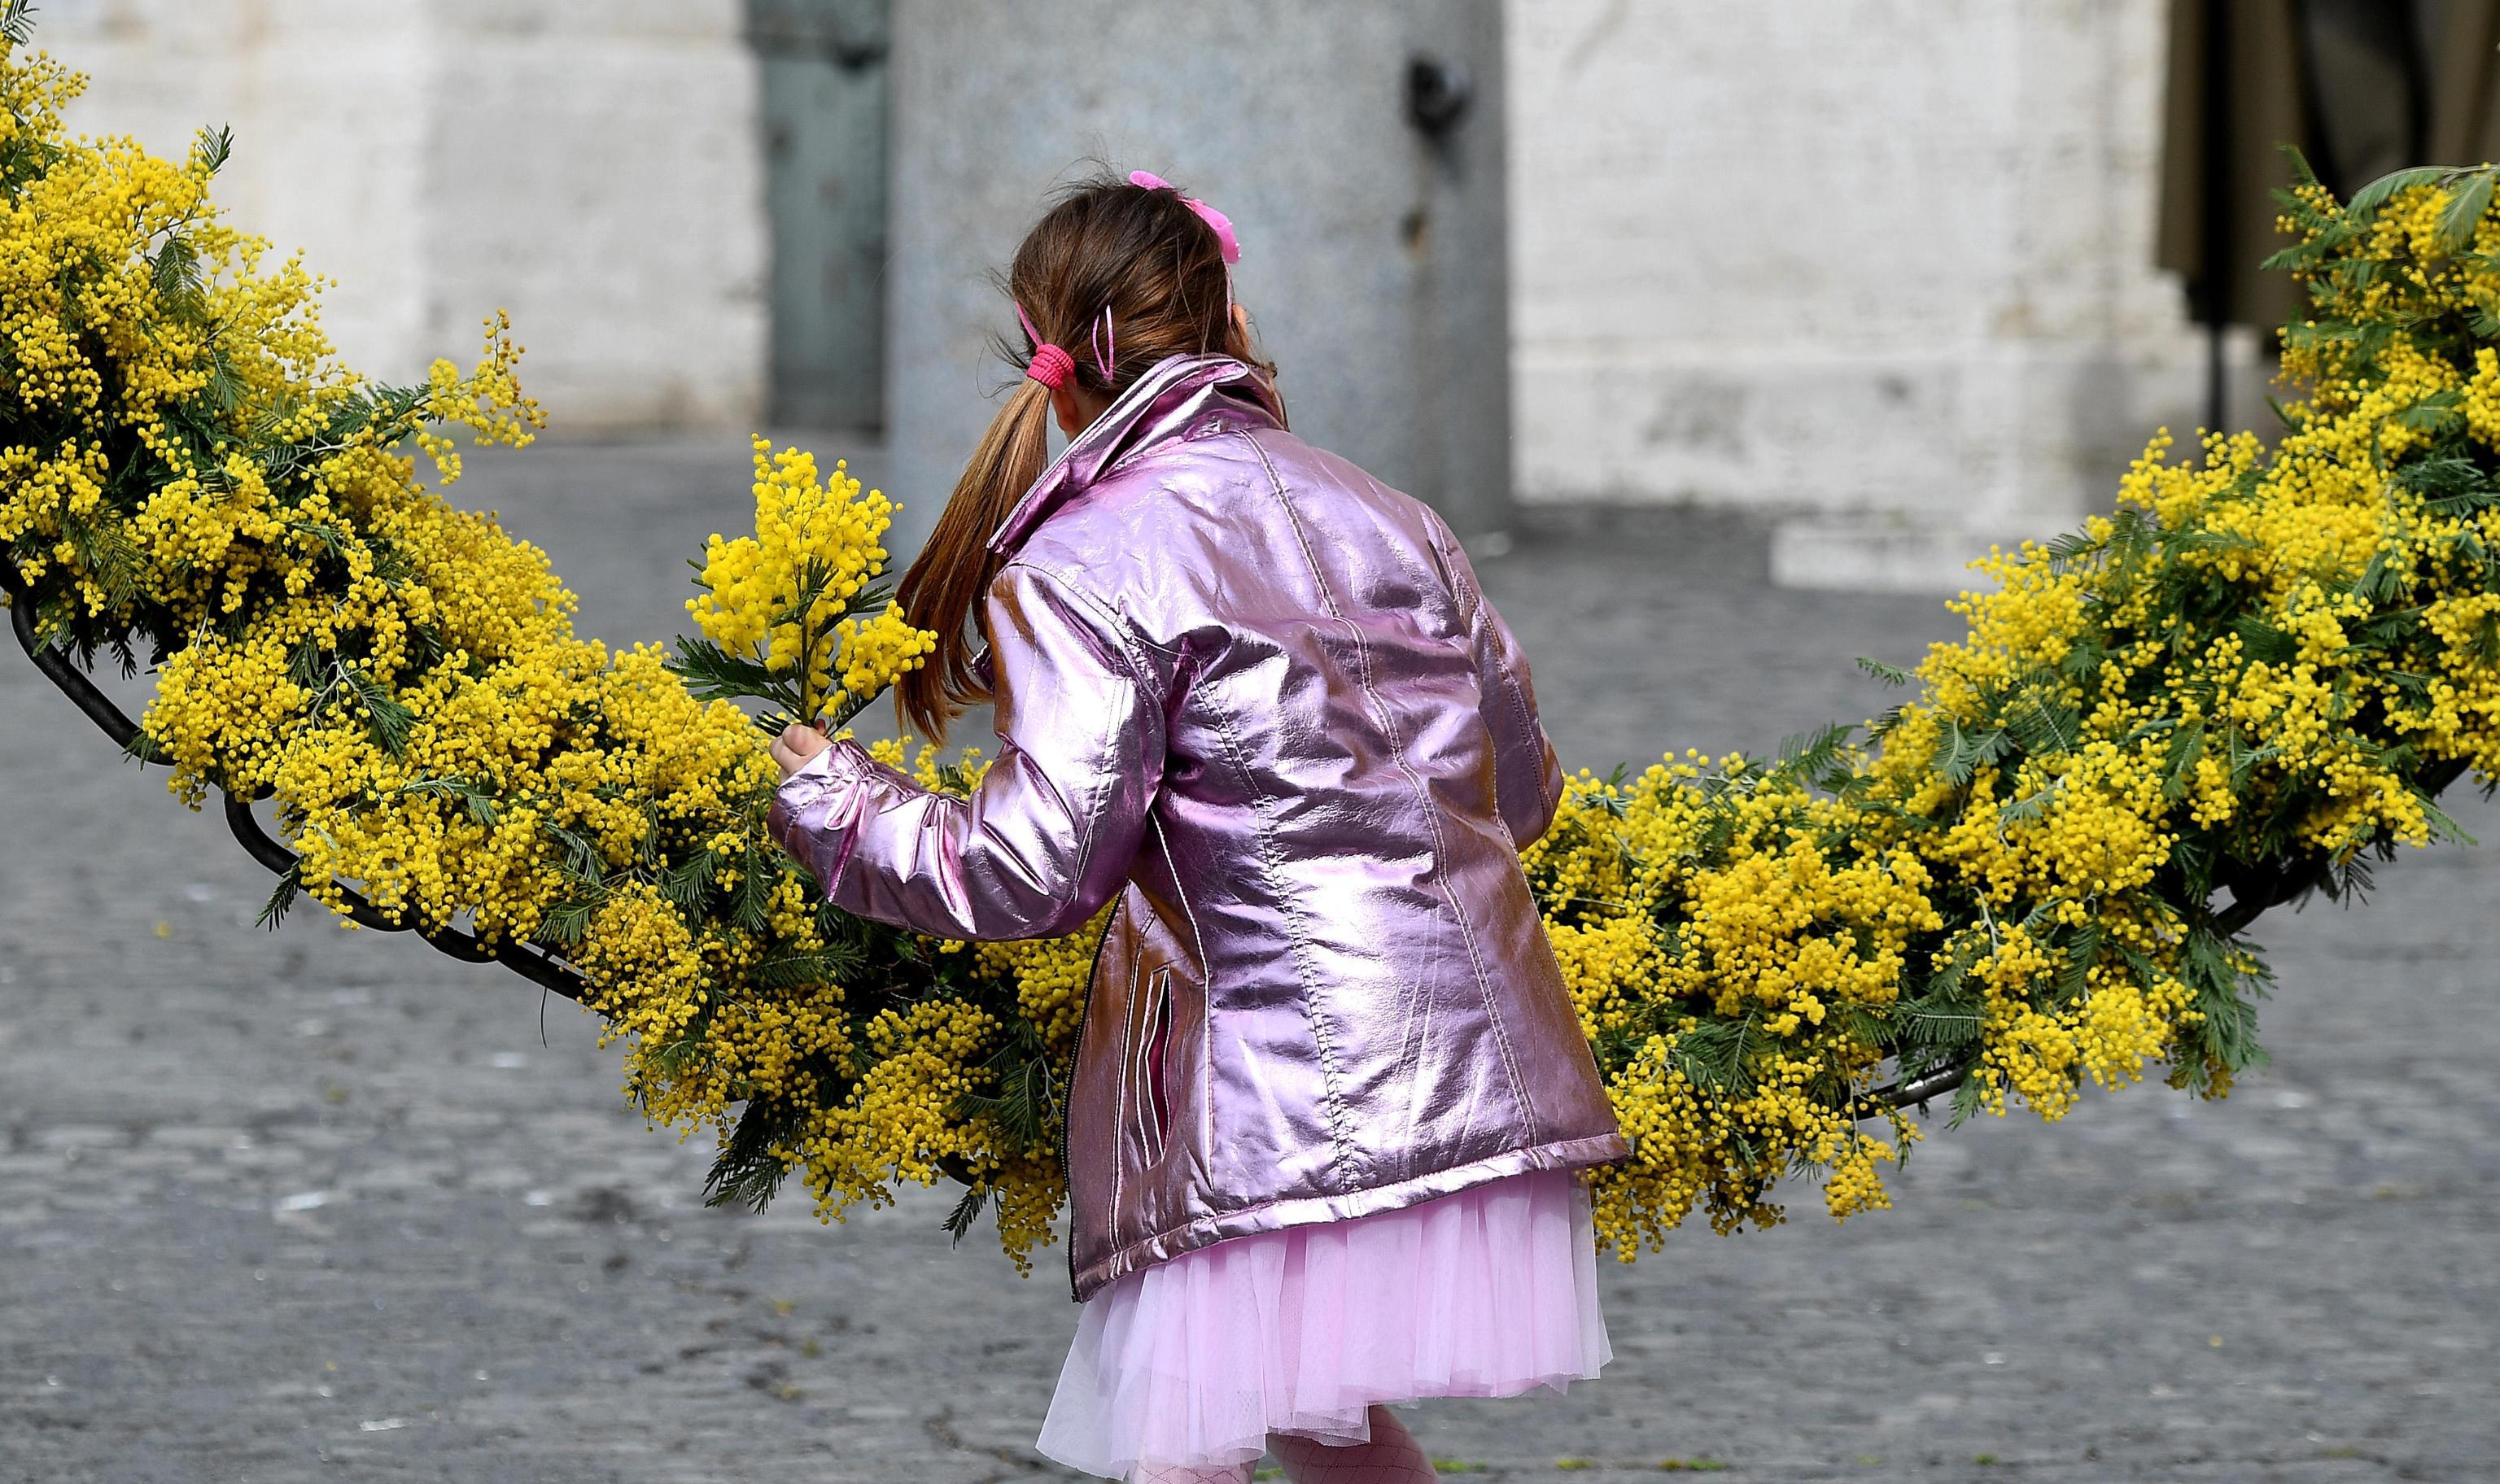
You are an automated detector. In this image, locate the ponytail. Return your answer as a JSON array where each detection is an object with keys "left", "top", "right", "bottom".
[
  {"left": 894, "top": 378, "right": 1054, "bottom": 740},
  {"left": 897, "top": 168, "right": 1263, "bottom": 741}
]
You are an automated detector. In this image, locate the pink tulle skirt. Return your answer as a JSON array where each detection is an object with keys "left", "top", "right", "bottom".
[{"left": 1034, "top": 1168, "right": 1611, "bottom": 1479}]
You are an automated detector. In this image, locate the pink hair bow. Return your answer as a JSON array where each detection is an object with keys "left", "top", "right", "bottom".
[{"left": 1130, "top": 169, "right": 1240, "bottom": 265}]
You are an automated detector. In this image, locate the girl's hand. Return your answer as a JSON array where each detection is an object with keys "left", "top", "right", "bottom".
[{"left": 771, "top": 723, "right": 833, "bottom": 779}]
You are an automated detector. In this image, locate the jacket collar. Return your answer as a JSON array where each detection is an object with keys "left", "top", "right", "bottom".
[{"left": 986, "top": 352, "right": 1282, "bottom": 556}]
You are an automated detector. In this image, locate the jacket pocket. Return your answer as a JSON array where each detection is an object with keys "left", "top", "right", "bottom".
[{"left": 1130, "top": 965, "right": 1174, "bottom": 1166}]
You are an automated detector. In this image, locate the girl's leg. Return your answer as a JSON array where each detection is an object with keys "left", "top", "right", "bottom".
[
  {"left": 1267, "top": 1405, "right": 1437, "bottom": 1482},
  {"left": 1134, "top": 1463, "right": 1254, "bottom": 1484}
]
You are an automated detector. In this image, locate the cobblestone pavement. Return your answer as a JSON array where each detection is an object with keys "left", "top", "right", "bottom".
[{"left": 3, "top": 438, "right": 2496, "bottom": 1483}]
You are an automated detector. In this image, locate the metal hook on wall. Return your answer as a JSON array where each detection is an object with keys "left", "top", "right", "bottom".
[{"left": 1405, "top": 53, "right": 1473, "bottom": 138}]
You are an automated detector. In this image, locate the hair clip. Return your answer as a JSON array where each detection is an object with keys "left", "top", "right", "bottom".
[{"left": 1130, "top": 169, "right": 1241, "bottom": 265}]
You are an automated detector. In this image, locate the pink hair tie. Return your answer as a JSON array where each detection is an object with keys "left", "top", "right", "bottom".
[
  {"left": 1013, "top": 299, "right": 1076, "bottom": 390},
  {"left": 1025, "top": 342, "right": 1075, "bottom": 391}
]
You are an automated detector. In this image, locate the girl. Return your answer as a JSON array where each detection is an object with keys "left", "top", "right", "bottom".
[{"left": 769, "top": 171, "right": 1624, "bottom": 1484}]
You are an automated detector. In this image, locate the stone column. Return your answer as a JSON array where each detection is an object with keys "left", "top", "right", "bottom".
[{"left": 883, "top": 0, "right": 1514, "bottom": 561}]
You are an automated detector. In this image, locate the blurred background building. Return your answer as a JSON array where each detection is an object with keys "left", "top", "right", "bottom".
[{"left": 40, "top": 0, "right": 2498, "bottom": 587}]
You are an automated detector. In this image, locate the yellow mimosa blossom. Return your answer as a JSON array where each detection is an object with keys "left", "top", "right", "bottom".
[{"left": 9, "top": 28, "right": 2499, "bottom": 1273}]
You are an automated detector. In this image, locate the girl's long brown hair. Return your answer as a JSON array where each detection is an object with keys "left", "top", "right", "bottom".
[{"left": 894, "top": 172, "right": 1277, "bottom": 740}]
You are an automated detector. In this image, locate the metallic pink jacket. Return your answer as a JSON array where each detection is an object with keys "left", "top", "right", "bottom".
[{"left": 771, "top": 353, "right": 1625, "bottom": 1299}]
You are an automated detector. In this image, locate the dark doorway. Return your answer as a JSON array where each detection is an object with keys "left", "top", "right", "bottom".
[{"left": 750, "top": 0, "right": 890, "bottom": 431}]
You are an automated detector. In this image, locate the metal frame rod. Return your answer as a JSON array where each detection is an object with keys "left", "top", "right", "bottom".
[{"left": 4, "top": 555, "right": 589, "bottom": 1004}]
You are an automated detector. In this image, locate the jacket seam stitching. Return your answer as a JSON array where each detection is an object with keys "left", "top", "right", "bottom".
[
  {"left": 1447, "top": 538, "right": 1551, "bottom": 832},
  {"left": 1225, "top": 441, "right": 1372, "bottom": 1181},
  {"left": 996, "top": 561, "right": 1154, "bottom": 927},
  {"left": 1243, "top": 435, "right": 1541, "bottom": 1146},
  {"left": 1008, "top": 557, "right": 1174, "bottom": 673},
  {"left": 1433, "top": 524, "right": 1549, "bottom": 1009},
  {"left": 1200, "top": 692, "right": 1361, "bottom": 1182}
]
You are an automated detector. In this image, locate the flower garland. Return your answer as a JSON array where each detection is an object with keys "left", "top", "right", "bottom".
[{"left": 5, "top": 24, "right": 2494, "bottom": 1272}]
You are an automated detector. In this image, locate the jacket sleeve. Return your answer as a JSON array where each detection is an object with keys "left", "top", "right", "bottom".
[
  {"left": 1431, "top": 517, "right": 1565, "bottom": 849},
  {"left": 767, "top": 562, "right": 1165, "bottom": 941}
]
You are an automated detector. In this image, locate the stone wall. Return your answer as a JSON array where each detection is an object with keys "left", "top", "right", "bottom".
[
  {"left": 882, "top": 0, "right": 1514, "bottom": 558},
  {"left": 37, "top": 2, "right": 2259, "bottom": 587},
  {"left": 42, "top": 0, "right": 769, "bottom": 434},
  {"left": 1504, "top": 0, "right": 2251, "bottom": 589}
]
